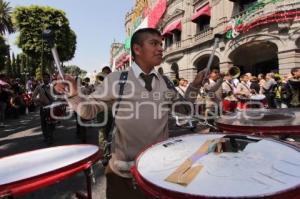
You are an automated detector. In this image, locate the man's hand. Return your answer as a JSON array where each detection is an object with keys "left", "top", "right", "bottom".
[
  {"left": 54, "top": 75, "right": 78, "bottom": 97},
  {"left": 191, "top": 69, "right": 208, "bottom": 88}
]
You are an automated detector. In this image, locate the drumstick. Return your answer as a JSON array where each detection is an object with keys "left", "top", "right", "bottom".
[
  {"left": 201, "top": 34, "right": 222, "bottom": 85},
  {"left": 51, "top": 46, "right": 65, "bottom": 80}
]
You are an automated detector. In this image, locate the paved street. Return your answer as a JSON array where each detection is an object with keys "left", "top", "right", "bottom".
[{"left": 0, "top": 110, "right": 106, "bottom": 199}]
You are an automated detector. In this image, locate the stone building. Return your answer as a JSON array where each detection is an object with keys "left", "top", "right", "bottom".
[
  {"left": 112, "top": 0, "right": 300, "bottom": 80},
  {"left": 159, "top": 0, "right": 300, "bottom": 81}
]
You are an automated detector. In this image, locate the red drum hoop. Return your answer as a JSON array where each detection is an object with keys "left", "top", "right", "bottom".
[
  {"left": 132, "top": 134, "right": 300, "bottom": 199},
  {"left": 0, "top": 145, "right": 101, "bottom": 197}
]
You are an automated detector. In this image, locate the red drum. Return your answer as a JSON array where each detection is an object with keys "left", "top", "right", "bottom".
[
  {"left": 249, "top": 94, "right": 266, "bottom": 108},
  {"left": 132, "top": 134, "right": 300, "bottom": 199},
  {"left": 43, "top": 102, "right": 67, "bottom": 121},
  {"left": 0, "top": 145, "right": 101, "bottom": 198},
  {"left": 237, "top": 95, "right": 266, "bottom": 110},
  {"left": 223, "top": 100, "right": 237, "bottom": 112},
  {"left": 216, "top": 108, "right": 300, "bottom": 135}
]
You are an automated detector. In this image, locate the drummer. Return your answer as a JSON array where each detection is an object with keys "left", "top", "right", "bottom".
[
  {"left": 54, "top": 28, "right": 207, "bottom": 199},
  {"left": 203, "top": 68, "right": 224, "bottom": 117},
  {"left": 32, "top": 73, "right": 54, "bottom": 142},
  {"left": 235, "top": 74, "right": 255, "bottom": 109},
  {"left": 222, "top": 73, "right": 237, "bottom": 113}
]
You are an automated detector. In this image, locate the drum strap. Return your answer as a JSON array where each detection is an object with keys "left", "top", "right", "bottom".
[
  {"left": 103, "top": 71, "right": 128, "bottom": 166},
  {"left": 42, "top": 85, "right": 53, "bottom": 104},
  {"left": 162, "top": 75, "right": 186, "bottom": 101}
]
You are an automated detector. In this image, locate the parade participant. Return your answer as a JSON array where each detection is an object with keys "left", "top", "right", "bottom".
[
  {"left": 32, "top": 73, "right": 54, "bottom": 144},
  {"left": 285, "top": 67, "right": 300, "bottom": 108},
  {"left": 236, "top": 74, "right": 254, "bottom": 109},
  {"left": 203, "top": 68, "right": 224, "bottom": 115},
  {"left": 263, "top": 73, "right": 276, "bottom": 108},
  {"left": 222, "top": 73, "right": 237, "bottom": 113},
  {"left": 54, "top": 28, "right": 206, "bottom": 199},
  {"left": 176, "top": 78, "right": 188, "bottom": 97}
]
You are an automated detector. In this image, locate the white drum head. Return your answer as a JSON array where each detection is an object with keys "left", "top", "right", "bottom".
[
  {"left": 250, "top": 94, "right": 265, "bottom": 101},
  {"left": 0, "top": 145, "right": 99, "bottom": 185},
  {"left": 136, "top": 134, "right": 300, "bottom": 198}
]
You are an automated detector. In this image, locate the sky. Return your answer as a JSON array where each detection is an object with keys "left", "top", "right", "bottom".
[{"left": 7, "top": 0, "right": 135, "bottom": 73}]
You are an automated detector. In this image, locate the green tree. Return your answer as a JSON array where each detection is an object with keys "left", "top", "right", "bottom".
[
  {"left": 35, "top": 67, "right": 41, "bottom": 80},
  {"left": 0, "top": 35, "right": 8, "bottom": 72},
  {"left": 64, "top": 65, "right": 87, "bottom": 77},
  {"left": 11, "top": 53, "right": 16, "bottom": 77},
  {"left": 0, "top": 0, "right": 14, "bottom": 35},
  {"left": 12, "top": 6, "right": 76, "bottom": 73},
  {"left": 15, "top": 54, "right": 21, "bottom": 77},
  {"left": 4, "top": 52, "right": 11, "bottom": 76}
]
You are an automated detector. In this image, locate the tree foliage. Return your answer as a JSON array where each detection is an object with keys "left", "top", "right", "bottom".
[
  {"left": 0, "top": 35, "right": 9, "bottom": 72},
  {"left": 0, "top": 0, "right": 14, "bottom": 35},
  {"left": 12, "top": 6, "right": 76, "bottom": 64},
  {"left": 64, "top": 65, "right": 87, "bottom": 77}
]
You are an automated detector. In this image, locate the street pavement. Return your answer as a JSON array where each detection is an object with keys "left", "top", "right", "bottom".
[{"left": 0, "top": 110, "right": 106, "bottom": 199}]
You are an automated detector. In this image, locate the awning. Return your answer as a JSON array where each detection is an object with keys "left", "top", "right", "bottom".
[
  {"left": 162, "top": 19, "right": 182, "bottom": 36},
  {"left": 191, "top": 4, "right": 211, "bottom": 22}
]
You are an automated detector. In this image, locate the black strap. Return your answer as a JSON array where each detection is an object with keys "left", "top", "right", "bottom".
[
  {"left": 115, "top": 71, "right": 128, "bottom": 116},
  {"left": 162, "top": 75, "right": 186, "bottom": 101},
  {"left": 42, "top": 85, "right": 53, "bottom": 103},
  {"left": 225, "top": 81, "right": 234, "bottom": 92},
  {"left": 107, "top": 71, "right": 128, "bottom": 142}
]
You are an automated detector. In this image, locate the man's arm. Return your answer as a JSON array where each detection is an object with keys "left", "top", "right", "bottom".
[
  {"left": 185, "top": 70, "right": 207, "bottom": 103},
  {"left": 204, "top": 78, "right": 223, "bottom": 93},
  {"left": 56, "top": 74, "right": 116, "bottom": 120}
]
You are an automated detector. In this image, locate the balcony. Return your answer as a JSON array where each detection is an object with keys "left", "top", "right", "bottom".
[
  {"left": 229, "top": 0, "right": 300, "bottom": 27},
  {"left": 163, "top": 27, "right": 213, "bottom": 58},
  {"left": 194, "top": 27, "right": 213, "bottom": 44}
]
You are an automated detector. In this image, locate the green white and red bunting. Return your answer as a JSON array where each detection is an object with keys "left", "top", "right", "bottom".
[
  {"left": 148, "top": 0, "right": 167, "bottom": 28},
  {"left": 124, "top": 0, "right": 167, "bottom": 49},
  {"left": 225, "top": 0, "right": 292, "bottom": 39}
]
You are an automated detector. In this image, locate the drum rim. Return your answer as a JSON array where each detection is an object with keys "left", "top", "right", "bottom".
[
  {"left": 0, "top": 144, "right": 101, "bottom": 196},
  {"left": 133, "top": 134, "right": 300, "bottom": 198},
  {"left": 216, "top": 109, "right": 299, "bottom": 129},
  {"left": 43, "top": 101, "right": 67, "bottom": 109}
]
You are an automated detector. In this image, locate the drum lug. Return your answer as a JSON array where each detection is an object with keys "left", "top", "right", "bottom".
[{"left": 132, "top": 178, "right": 137, "bottom": 190}]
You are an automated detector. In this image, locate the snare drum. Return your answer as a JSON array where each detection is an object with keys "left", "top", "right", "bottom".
[
  {"left": 249, "top": 94, "right": 266, "bottom": 108},
  {"left": 223, "top": 99, "right": 237, "bottom": 113},
  {"left": 43, "top": 102, "right": 67, "bottom": 120},
  {"left": 0, "top": 145, "right": 101, "bottom": 198},
  {"left": 132, "top": 134, "right": 300, "bottom": 199}
]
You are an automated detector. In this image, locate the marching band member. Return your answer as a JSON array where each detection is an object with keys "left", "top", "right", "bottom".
[
  {"left": 236, "top": 74, "right": 254, "bottom": 110},
  {"left": 32, "top": 73, "right": 54, "bottom": 144},
  {"left": 54, "top": 28, "right": 207, "bottom": 199},
  {"left": 222, "top": 73, "right": 237, "bottom": 113},
  {"left": 203, "top": 68, "right": 224, "bottom": 116}
]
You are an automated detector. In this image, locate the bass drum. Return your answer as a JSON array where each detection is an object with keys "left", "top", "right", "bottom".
[{"left": 132, "top": 134, "right": 300, "bottom": 199}]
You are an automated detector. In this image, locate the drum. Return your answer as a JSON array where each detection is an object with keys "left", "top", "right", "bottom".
[
  {"left": 0, "top": 145, "right": 101, "bottom": 198},
  {"left": 216, "top": 108, "right": 300, "bottom": 135},
  {"left": 132, "top": 134, "right": 300, "bottom": 199},
  {"left": 43, "top": 101, "right": 67, "bottom": 120},
  {"left": 249, "top": 94, "right": 266, "bottom": 108},
  {"left": 223, "top": 99, "right": 237, "bottom": 113}
]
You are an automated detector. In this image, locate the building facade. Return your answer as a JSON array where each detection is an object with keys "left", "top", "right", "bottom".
[
  {"left": 112, "top": 0, "right": 300, "bottom": 80},
  {"left": 160, "top": 0, "right": 300, "bottom": 82}
]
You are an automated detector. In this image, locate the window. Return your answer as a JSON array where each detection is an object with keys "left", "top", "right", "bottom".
[{"left": 195, "top": 15, "right": 210, "bottom": 33}]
